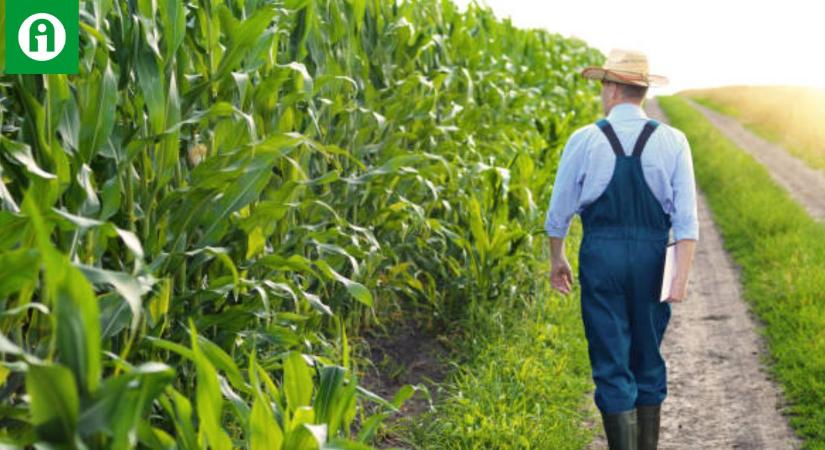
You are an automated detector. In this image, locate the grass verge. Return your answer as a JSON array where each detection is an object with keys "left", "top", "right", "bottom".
[
  {"left": 396, "top": 221, "right": 597, "bottom": 449},
  {"left": 690, "top": 96, "right": 795, "bottom": 155},
  {"left": 689, "top": 96, "right": 740, "bottom": 117},
  {"left": 660, "top": 95, "right": 825, "bottom": 447},
  {"left": 681, "top": 86, "right": 825, "bottom": 172}
]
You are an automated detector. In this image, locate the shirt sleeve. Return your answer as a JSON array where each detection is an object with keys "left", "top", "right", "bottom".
[
  {"left": 544, "top": 128, "right": 587, "bottom": 238},
  {"left": 670, "top": 131, "right": 699, "bottom": 241}
]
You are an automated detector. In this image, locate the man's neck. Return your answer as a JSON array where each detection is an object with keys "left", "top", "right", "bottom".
[{"left": 607, "top": 101, "right": 643, "bottom": 115}]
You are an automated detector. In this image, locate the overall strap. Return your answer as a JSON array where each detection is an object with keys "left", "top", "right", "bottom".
[
  {"left": 596, "top": 119, "right": 624, "bottom": 157},
  {"left": 632, "top": 119, "right": 660, "bottom": 157}
]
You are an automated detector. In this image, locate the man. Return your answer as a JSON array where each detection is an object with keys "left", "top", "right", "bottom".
[{"left": 544, "top": 49, "right": 698, "bottom": 450}]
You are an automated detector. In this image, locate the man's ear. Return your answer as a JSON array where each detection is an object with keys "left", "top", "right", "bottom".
[
  {"left": 602, "top": 82, "right": 611, "bottom": 100},
  {"left": 604, "top": 80, "right": 615, "bottom": 96}
]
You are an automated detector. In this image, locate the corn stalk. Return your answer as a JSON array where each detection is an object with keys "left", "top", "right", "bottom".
[{"left": 0, "top": 0, "right": 602, "bottom": 447}]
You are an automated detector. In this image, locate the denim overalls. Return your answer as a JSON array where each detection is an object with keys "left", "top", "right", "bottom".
[{"left": 578, "top": 118, "right": 672, "bottom": 414}]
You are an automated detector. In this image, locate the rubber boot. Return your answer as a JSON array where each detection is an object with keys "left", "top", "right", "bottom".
[
  {"left": 601, "top": 408, "right": 638, "bottom": 450},
  {"left": 637, "top": 405, "right": 661, "bottom": 450}
]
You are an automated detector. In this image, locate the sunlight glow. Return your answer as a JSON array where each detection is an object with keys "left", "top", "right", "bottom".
[{"left": 452, "top": 0, "right": 825, "bottom": 94}]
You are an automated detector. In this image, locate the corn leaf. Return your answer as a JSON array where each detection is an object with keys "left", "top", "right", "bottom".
[{"left": 26, "top": 363, "right": 80, "bottom": 444}]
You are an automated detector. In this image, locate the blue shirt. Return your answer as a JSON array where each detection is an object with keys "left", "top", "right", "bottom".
[{"left": 544, "top": 102, "right": 699, "bottom": 241}]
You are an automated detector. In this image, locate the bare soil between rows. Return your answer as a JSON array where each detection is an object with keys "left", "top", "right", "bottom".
[{"left": 358, "top": 315, "right": 455, "bottom": 448}]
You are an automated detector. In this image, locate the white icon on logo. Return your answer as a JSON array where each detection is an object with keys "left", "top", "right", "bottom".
[{"left": 18, "top": 13, "right": 67, "bottom": 62}]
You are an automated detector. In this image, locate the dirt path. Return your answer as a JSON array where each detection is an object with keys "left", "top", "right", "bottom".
[
  {"left": 647, "top": 98, "right": 800, "bottom": 448},
  {"left": 687, "top": 99, "right": 825, "bottom": 221},
  {"left": 587, "top": 99, "right": 800, "bottom": 449}
]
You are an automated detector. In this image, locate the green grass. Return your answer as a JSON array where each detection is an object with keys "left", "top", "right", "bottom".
[
  {"left": 690, "top": 96, "right": 802, "bottom": 163},
  {"left": 659, "top": 95, "right": 825, "bottom": 447},
  {"left": 690, "top": 96, "right": 740, "bottom": 117},
  {"left": 401, "top": 220, "right": 596, "bottom": 449},
  {"left": 682, "top": 86, "right": 825, "bottom": 172}
]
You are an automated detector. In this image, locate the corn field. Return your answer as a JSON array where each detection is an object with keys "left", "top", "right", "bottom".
[{"left": 0, "top": 0, "right": 602, "bottom": 448}]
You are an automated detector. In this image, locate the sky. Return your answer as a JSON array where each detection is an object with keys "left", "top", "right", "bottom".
[{"left": 451, "top": 0, "right": 825, "bottom": 95}]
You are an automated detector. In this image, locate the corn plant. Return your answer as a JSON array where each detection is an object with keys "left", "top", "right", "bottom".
[{"left": 0, "top": 0, "right": 602, "bottom": 448}]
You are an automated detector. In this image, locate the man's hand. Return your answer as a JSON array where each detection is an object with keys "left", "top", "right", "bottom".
[
  {"left": 548, "top": 237, "right": 573, "bottom": 294},
  {"left": 664, "top": 239, "right": 697, "bottom": 303},
  {"left": 665, "top": 274, "right": 688, "bottom": 303},
  {"left": 550, "top": 258, "right": 574, "bottom": 295}
]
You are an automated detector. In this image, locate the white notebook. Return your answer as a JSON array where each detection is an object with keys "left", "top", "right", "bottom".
[{"left": 660, "top": 244, "right": 676, "bottom": 302}]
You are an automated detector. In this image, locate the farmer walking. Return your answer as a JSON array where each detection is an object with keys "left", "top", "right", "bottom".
[{"left": 545, "top": 49, "right": 698, "bottom": 449}]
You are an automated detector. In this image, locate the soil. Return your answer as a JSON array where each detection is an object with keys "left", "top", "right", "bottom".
[
  {"left": 357, "top": 316, "right": 454, "bottom": 447},
  {"left": 587, "top": 99, "right": 801, "bottom": 449}
]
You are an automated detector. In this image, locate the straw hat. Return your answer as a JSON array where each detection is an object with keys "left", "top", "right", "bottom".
[{"left": 581, "top": 49, "right": 668, "bottom": 87}]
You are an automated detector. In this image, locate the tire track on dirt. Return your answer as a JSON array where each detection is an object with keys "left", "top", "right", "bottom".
[{"left": 687, "top": 99, "right": 825, "bottom": 221}]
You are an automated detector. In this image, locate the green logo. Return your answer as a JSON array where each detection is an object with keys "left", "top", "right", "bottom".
[{"left": 4, "top": 0, "right": 79, "bottom": 74}]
